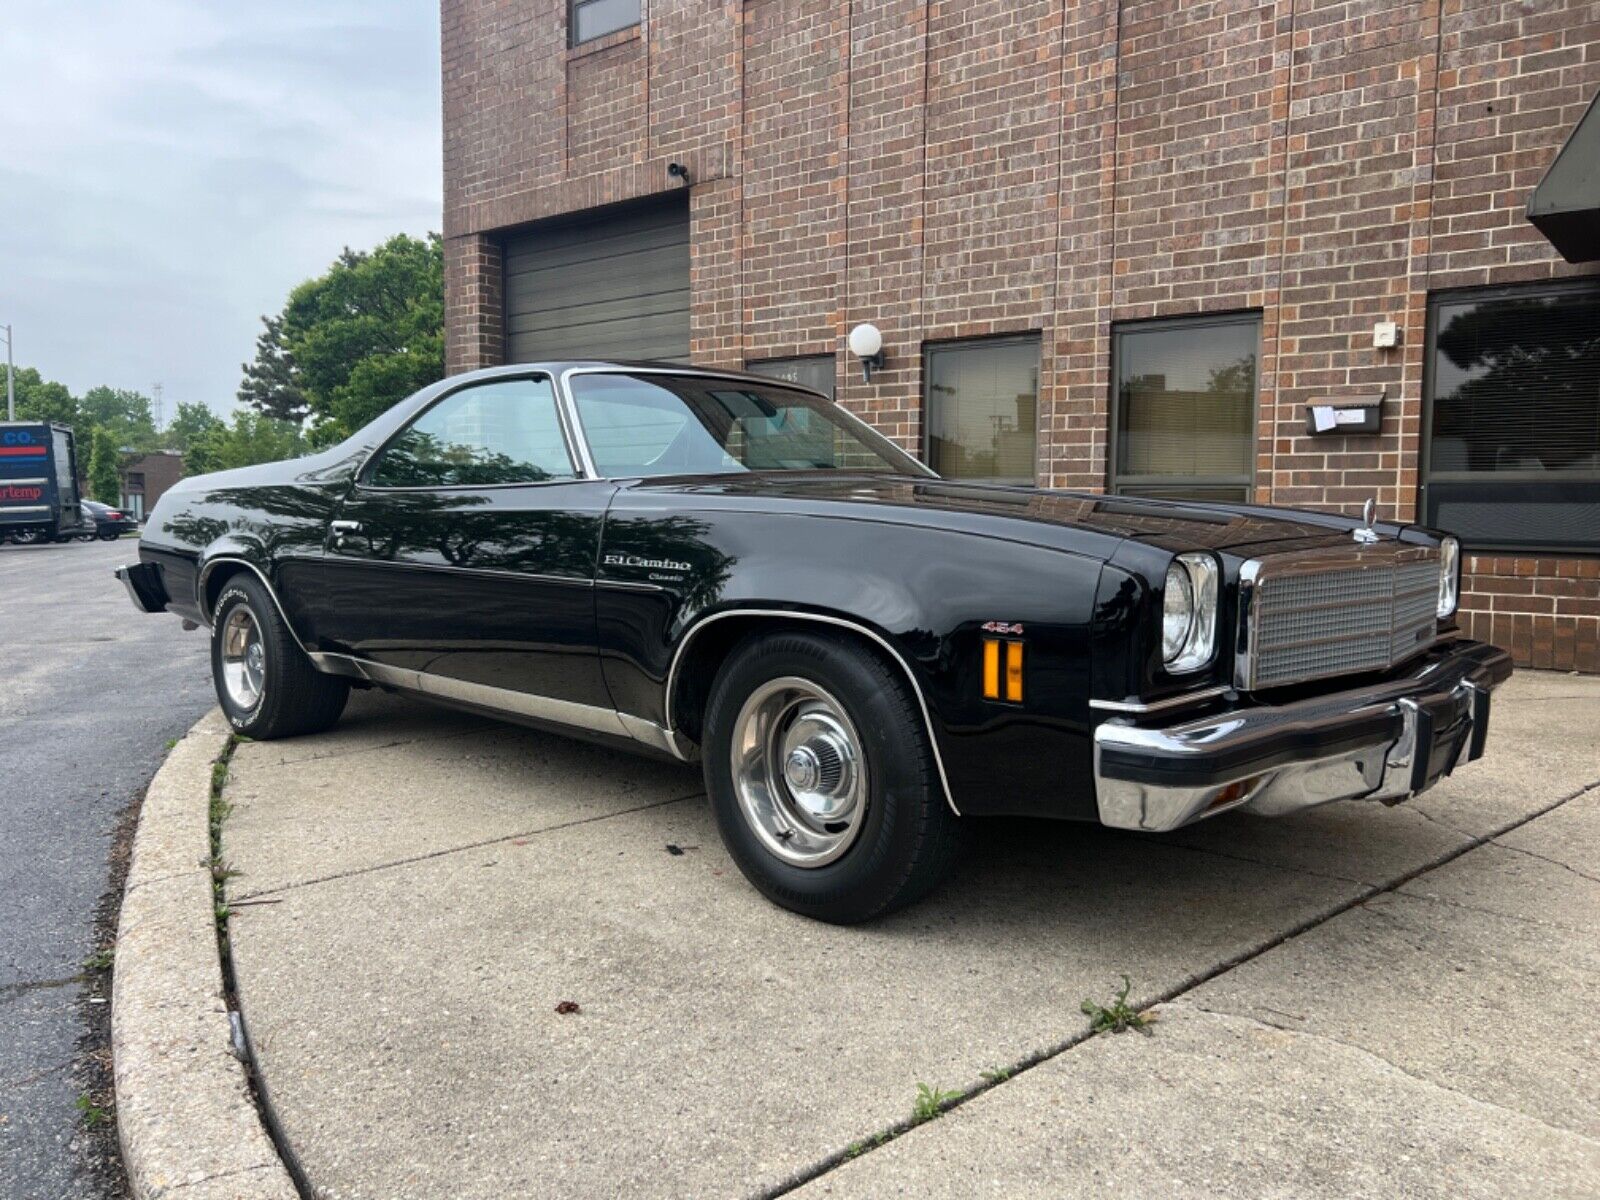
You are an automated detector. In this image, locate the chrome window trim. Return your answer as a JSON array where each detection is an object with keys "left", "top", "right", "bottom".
[
  {"left": 662, "top": 608, "right": 961, "bottom": 816},
  {"left": 555, "top": 365, "right": 938, "bottom": 483},
  {"left": 195, "top": 556, "right": 313, "bottom": 656},
  {"left": 355, "top": 370, "right": 591, "bottom": 489}
]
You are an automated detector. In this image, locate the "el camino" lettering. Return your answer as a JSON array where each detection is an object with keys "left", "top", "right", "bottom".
[{"left": 604, "top": 552, "right": 689, "bottom": 573}]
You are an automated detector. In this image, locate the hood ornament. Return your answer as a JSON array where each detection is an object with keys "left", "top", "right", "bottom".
[{"left": 1353, "top": 497, "right": 1380, "bottom": 543}]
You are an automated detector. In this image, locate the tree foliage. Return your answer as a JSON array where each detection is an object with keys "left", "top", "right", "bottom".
[
  {"left": 8, "top": 365, "right": 78, "bottom": 426},
  {"left": 88, "top": 427, "right": 121, "bottom": 504},
  {"left": 185, "top": 410, "right": 306, "bottom": 476},
  {"left": 79, "top": 385, "right": 158, "bottom": 451},
  {"left": 165, "top": 401, "right": 226, "bottom": 452},
  {"left": 239, "top": 233, "right": 444, "bottom": 442}
]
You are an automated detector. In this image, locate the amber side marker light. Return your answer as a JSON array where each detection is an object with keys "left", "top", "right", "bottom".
[{"left": 981, "top": 638, "right": 1024, "bottom": 703}]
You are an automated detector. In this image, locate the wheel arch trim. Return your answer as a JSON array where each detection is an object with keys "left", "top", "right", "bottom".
[
  {"left": 664, "top": 608, "right": 961, "bottom": 817},
  {"left": 195, "top": 556, "right": 312, "bottom": 657}
]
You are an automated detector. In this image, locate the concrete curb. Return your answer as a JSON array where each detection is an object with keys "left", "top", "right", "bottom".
[{"left": 112, "top": 711, "right": 299, "bottom": 1200}]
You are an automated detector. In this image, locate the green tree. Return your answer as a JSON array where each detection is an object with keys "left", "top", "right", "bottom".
[
  {"left": 164, "top": 401, "right": 226, "bottom": 452},
  {"left": 79, "top": 385, "right": 158, "bottom": 451},
  {"left": 240, "top": 233, "right": 443, "bottom": 442},
  {"left": 88, "top": 427, "right": 121, "bottom": 504},
  {"left": 186, "top": 410, "right": 306, "bottom": 475},
  {"left": 8, "top": 366, "right": 78, "bottom": 427}
]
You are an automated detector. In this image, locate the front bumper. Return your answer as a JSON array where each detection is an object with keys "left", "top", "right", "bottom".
[
  {"left": 1093, "top": 639, "right": 1513, "bottom": 832},
  {"left": 115, "top": 561, "right": 168, "bottom": 614}
]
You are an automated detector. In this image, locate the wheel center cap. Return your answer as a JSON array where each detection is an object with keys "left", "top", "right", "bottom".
[{"left": 784, "top": 746, "right": 821, "bottom": 792}]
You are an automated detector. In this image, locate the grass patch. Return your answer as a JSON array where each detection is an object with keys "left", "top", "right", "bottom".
[
  {"left": 979, "top": 1066, "right": 1012, "bottom": 1084},
  {"left": 82, "top": 947, "right": 115, "bottom": 972},
  {"left": 1081, "top": 974, "right": 1157, "bottom": 1036},
  {"left": 76, "top": 1094, "right": 111, "bottom": 1128},
  {"left": 209, "top": 746, "right": 238, "bottom": 952}
]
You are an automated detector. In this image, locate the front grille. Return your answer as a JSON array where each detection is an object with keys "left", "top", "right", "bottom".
[{"left": 1238, "top": 545, "right": 1441, "bottom": 690}]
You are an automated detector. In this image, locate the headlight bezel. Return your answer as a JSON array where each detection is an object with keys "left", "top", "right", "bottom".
[
  {"left": 1161, "top": 552, "right": 1220, "bottom": 674},
  {"left": 1437, "top": 535, "right": 1461, "bottom": 619}
]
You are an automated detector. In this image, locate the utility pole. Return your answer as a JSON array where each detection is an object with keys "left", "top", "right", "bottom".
[
  {"left": 152, "top": 381, "right": 164, "bottom": 430},
  {"left": 2, "top": 324, "right": 13, "bottom": 421}
]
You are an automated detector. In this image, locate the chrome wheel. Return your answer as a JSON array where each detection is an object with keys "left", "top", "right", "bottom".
[
  {"left": 220, "top": 607, "right": 266, "bottom": 710},
  {"left": 730, "top": 676, "right": 867, "bottom": 868}
]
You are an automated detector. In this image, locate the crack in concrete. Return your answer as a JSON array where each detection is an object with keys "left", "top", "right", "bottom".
[
  {"left": 1392, "top": 883, "right": 1594, "bottom": 934},
  {"left": 1184, "top": 1000, "right": 1600, "bottom": 1149},
  {"left": 1145, "top": 836, "right": 1374, "bottom": 888},
  {"left": 158, "top": 1161, "right": 277, "bottom": 1196},
  {"left": 237, "top": 723, "right": 494, "bottom": 769},
  {"left": 1483, "top": 839, "right": 1600, "bottom": 886},
  {"left": 769, "top": 773, "right": 1600, "bottom": 1197},
  {"left": 233, "top": 790, "right": 706, "bottom": 901}
]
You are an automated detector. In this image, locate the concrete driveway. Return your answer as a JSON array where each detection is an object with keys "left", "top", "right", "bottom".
[{"left": 221, "top": 671, "right": 1600, "bottom": 1198}]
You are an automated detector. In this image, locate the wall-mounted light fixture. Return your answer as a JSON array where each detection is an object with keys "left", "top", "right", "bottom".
[
  {"left": 848, "top": 323, "right": 885, "bottom": 382},
  {"left": 668, "top": 161, "right": 692, "bottom": 186}
]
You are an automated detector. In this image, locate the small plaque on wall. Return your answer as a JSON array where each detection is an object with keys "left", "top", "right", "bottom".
[{"left": 1304, "top": 393, "right": 1383, "bottom": 436}]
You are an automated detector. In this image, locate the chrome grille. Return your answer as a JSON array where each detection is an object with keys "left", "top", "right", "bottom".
[{"left": 1237, "top": 546, "right": 1441, "bottom": 690}]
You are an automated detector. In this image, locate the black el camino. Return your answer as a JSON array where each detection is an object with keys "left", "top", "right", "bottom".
[{"left": 117, "top": 363, "right": 1511, "bottom": 922}]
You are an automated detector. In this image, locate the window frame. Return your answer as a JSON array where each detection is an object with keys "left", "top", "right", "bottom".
[
  {"left": 1420, "top": 277, "right": 1600, "bottom": 555},
  {"left": 1107, "top": 310, "right": 1262, "bottom": 502},
  {"left": 568, "top": 0, "right": 641, "bottom": 48},
  {"left": 358, "top": 372, "right": 583, "bottom": 493},
  {"left": 921, "top": 333, "right": 1043, "bottom": 485}
]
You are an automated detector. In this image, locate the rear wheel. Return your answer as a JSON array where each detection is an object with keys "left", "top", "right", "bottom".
[
  {"left": 702, "top": 631, "right": 964, "bottom": 923},
  {"left": 210, "top": 573, "right": 349, "bottom": 739}
]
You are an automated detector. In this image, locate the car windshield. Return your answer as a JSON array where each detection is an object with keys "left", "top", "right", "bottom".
[{"left": 568, "top": 372, "right": 931, "bottom": 479}]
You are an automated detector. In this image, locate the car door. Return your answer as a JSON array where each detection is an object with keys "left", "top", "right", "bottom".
[{"left": 307, "top": 373, "right": 617, "bottom": 712}]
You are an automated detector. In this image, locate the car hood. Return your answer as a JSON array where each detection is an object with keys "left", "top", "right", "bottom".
[{"left": 624, "top": 473, "right": 1390, "bottom": 557}]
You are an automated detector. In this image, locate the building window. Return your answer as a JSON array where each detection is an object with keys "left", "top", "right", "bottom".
[
  {"left": 570, "top": 0, "right": 639, "bottom": 46},
  {"left": 1423, "top": 280, "right": 1600, "bottom": 554},
  {"left": 1110, "top": 313, "right": 1258, "bottom": 502},
  {"left": 924, "top": 337, "right": 1039, "bottom": 483},
  {"left": 746, "top": 356, "right": 836, "bottom": 401}
]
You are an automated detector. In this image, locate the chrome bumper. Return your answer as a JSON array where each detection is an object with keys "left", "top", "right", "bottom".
[
  {"left": 115, "top": 561, "right": 168, "bottom": 614},
  {"left": 1093, "top": 639, "right": 1512, "bottom": 833}
]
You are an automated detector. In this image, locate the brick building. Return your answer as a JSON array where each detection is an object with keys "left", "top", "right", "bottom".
[
  {"left": 118, "top": 450, "right": 184, "bottom": 522},
  {"left": 441, "top": 0, "right": 1600, "bottom": 670}
]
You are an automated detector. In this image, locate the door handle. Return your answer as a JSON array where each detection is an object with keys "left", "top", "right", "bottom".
[{"left": 329, "top": 519, "right": 362, "bottom": 546}]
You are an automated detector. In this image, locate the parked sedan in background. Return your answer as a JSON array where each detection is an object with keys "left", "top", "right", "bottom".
[
  {"left": 115, "top": 363, "right": 1510, "bottom": 922},
  {"left": 81, "top": 500, "right": 139, "bottom": 540}
]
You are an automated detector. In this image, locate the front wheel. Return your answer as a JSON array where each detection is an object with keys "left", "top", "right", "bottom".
[
  {"left": 702, "top": 631, "right": 964, "bottom": 923},
  {"left": 210, "top": 573, "right": 349, "bottom": 739}
]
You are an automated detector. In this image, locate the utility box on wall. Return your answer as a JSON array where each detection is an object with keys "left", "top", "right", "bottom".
[{"left": 1304, "top": 394, "right": 1383, "bottom": 436}]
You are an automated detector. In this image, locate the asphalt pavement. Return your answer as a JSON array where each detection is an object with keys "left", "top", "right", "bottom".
[{"left": 0, "top": 537, "right": 212, "bottom": 1200}]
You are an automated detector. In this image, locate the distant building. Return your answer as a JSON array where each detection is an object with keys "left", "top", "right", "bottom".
[{"left": 118, "top": 450, "right": 184, "bottom": 520}]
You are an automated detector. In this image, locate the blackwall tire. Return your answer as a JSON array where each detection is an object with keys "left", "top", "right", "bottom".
[
  {"left": 209, "top": 573, "right": 349, "bottom": 740},
  {"left": 702, "top": 631, "right": 964, "bottom": 924}
]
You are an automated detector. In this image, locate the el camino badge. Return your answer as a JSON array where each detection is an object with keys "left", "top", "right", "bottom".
[
  {"left": 605, "top": 552, "right": 690, "bottom": 574},
  {"left": 982, "top": 621, "right": 1024, "bottom": 635}
]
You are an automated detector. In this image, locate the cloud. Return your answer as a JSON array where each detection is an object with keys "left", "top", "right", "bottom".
[{"left": 0, "top": 0, "right": 441, "bottom": 417}]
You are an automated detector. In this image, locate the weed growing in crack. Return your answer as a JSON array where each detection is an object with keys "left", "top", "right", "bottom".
[
  {"left": 911, "top": 1083, "right": 961, "bottom": 1123},
  {"left": 1082, "top": 974, "right": 1157, "bottom": 1036},
  {"left": 82, "top": 947, "right": 115, "bottom": 972},
  {"left": 75, "top": 1094, "right": 111, "bottom": 1128},
  {"left": 979, "top": 1066, "right": 1012, "bottom": 1084}
]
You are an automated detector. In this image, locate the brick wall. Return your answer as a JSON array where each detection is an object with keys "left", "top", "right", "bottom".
[{"left": 441, "top": 0, "right": 1600, "bottom": 670}]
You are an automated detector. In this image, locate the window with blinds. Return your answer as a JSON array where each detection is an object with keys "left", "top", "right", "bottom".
[
  {"left": 1110, "top": 314, "right": 1259, "bottom": 502},
  {"left": 1423, "top": 281, "right": 1600, "bottom": 553},
  {"left": 924, "top": 337, "right": 1039, "bottom": 483}
]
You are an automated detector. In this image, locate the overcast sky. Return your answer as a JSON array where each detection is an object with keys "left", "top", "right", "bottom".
[{"left": 0, "top": 1, "right": 441, "bottom": 420}]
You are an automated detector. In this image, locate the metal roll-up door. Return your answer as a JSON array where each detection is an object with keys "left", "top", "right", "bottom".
[{"left": 503, "top": 195, "right": 690, "bottom": 363}]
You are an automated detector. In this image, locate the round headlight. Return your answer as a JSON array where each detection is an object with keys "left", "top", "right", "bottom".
[
  {"left": 1437, "top": 535, "right": 1460, "bottom": 618},
  {"left": 1163, "top": 563, "right": 1195, "bottom": 662}
]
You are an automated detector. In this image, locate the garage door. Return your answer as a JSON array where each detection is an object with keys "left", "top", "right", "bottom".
[{"left": 503, "top": 195, "right": 690, "bottom": 363}]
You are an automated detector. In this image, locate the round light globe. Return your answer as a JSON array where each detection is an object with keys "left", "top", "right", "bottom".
[{"left": 848, "top": 323, "right": 883, "bottom": 360}]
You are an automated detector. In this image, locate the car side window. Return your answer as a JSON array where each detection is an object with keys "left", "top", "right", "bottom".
[{"left": 368, "top": 378, "right": 576, "bottom": 488}]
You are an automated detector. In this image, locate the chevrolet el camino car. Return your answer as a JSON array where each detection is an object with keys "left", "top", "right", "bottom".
[{"left": 117, "top": 363, "right": 1511, "bottom": 922}]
